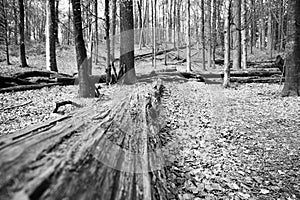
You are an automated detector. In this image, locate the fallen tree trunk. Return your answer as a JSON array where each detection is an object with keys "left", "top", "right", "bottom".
[
  {"left": 14, "top": 70, "right": 73, "bottom": 79},
  {"left": 0, "top": 81, "right": 170, "bottom": 200},
  {"left": 202, "top": 71, "right": 281, "bottom": 79},
  {"left": 230, "top": 77, "right": 284, "bottom": 83},
  {"left": 0, "top": 83, "right": 65, "bottom": 93}
]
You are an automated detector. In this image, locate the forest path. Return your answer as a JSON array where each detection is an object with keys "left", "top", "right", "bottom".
[{"left": 163, "top": 81, "right": 300, "bottom": 200}]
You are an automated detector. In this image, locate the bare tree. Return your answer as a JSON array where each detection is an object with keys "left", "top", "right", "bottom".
[
  {"left": 282, "top": 0, "right": 300, "bottom": 96},
  {"left": 186, "top": 0, "right": 191, "bottom": 72},
  {"left": 18, "top": 0, "right": 28, "bottom": 67},
  {"left": 119, "top": 0, "right": 136, "bottom": 84},
  {"left": 105, "top": 0, "right": 111, "bottom": 84},
  {"left": 46, "top": 0, "right": 58, "bottom": 72},
  {"left": 232, "top": 0, "right": 241, "bottom": 70},
  {"left": 223, "top": 0, "right": 231, "bottom": 87},
  {"left": 71, "top": 0, "right": 95, "bottom": 97}
]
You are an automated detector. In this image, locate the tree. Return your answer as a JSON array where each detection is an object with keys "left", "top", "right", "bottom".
[
  {"left": 46, "top": 0, "right": 58, "bottom": 72},
  {"left": 119, "top": 0, "right": 136, "bottom": 84},
  {"left": 186, "top": 0, "right": 191, "bottom": 72},
  {"left": 281, "top": 0, "right": 300, "bottom": 96},
  {"left": 223, "top": 0, "right": 231, "bottom": 88},
  {"left": 232, "top": 0, "right": 241, "bottom": 70},
  {"left": 18, "top": 0, "right": 28, "bottom": 67},
  {"left": 200, "top": 0, "right": 206, "bottom": 71},
  {"left": 71, "top": 0, "right": 95, "bottom": 97},
  {"left": 1, "top": 0, "right": 11, "bottom": 65},
  {"left": 241, "top": 0, "right": 247, "bottom": 69},
  {"left": 105, "top": 0, "right": 111, "bottom": 84}
]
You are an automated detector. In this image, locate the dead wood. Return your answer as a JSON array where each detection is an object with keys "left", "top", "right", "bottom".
[
  {"left": 53, "top": 101, "right": 82, "bottom": 113},
  {"left": 230, "top": 77, "right": 283, "bottom": 83},
  {"left": 0, "top": 81, "right": 170, "bottom": 200}
]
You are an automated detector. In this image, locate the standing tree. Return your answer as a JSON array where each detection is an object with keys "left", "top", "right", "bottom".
[
  {"left": 71, "top": 0, "right": 95, "bottom": 97},
  {"left": 223, "top": 0, "right": 231, "bottom": 88},
  {"left": 18, "top": 0, "right": 28, "bottom": 67},
  {"left": 119, "top": 0, "right": 136, "bottom": 84},
  {"left": 105, "top": 0, "right": 111, "bottom": 84},
  {"left": 282, "top": 0, "right": 300, "bottom": 96},
  {"left": 200, "top": 0, "right": 206, "bottom": 70},
  {"left": 46, "top": 0, "right": 58, "bottom": 72},
  {"left": 241, "top": 0, "right": 247, "bottom": 69},
  {"left": 232, "top": 0, "right": 241, "bottom": 70},
  {"left": 186, "top": 0, "right": 191, "bottom": 72}
]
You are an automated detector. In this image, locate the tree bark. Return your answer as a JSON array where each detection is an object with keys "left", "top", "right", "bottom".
[
  {"left": 232, "top": 0, "right": 241, "bottom": 70},
  {"left": 282, "top": 0, "right": 300, "bottom": 96},
  {"left": 119, "top": 0, "right": 136, "bottom": 84},
  {"left": 186, "top": 0, "right": 191, "bottom": 72},
  {"left": 241, "top": 0, "right": 247, "bottom": 69},
  {"left": 18, "top": 0, "right": 28, "bottom": 67},
  {"left": 200, "top": 0, "right": 206, "bottom": 71},
  {"left": 46, "top": 0, "right": 58, "bottom": 72},
  {"left": 223, "top": 0, "right": 231, "bottom": 87},
  {"left": 72, "top": 0, "right": 95, "bottom": 97},
  {"left": 105, "top": 0, "right": 111, "bottom": 84}
]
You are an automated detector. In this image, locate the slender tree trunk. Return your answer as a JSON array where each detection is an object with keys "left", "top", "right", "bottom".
[
  {"left": 18, "top": 0, "right": 28, "bottom": 67},
  {"left": 153, "top": 0, "right": 157, "bottom": 68},
  {"left": 173, "top": 0, "right": 176, "bottom": 48},
  {"left": 105, "top": 0, "right": 111, "bottom": 84},
  {"left": 232, "top": 0, "right": 241, "bottom": 70},
  {"left": 46, "top": 0, "right": 58, "bottom": 72},
  {"left": 186, "top": 0, "right": 191, "bottom": 72},
  {"left": 119, "top": 0, "right": 136, "bottom": 84},
  {"left": 201, "top": 0, "right": 206, "bottom": 71},
  {"left": 241, "top": 0, "right": 247, "bottom": 69},
  {"left": 13, "top": 0, "right": 18, "bottom": 45},
  {"left": 95, "top": 0, "right": 98, "bottom": 63},
  {"left": 207, "top": 0, "right": 212, "bottom": 69},
  {"left": 250, "top": 0, "right": 255, "bottom": 54},
  {"left": 55, "top": 0, "right": 59, "bottom": 44},
  {"left": 211, "top": 0, "right": 216, "bottom": 69},
  {"left": 282, "top": 0, "right": 300, "bottom": 96},
  {"left": 111, "top": 0, "right": 117, "bottom": 61},
  {"left": 267, "top": 0, "right": 273, "bottom": 58},
  {"left": 72, "top": 0, "right": 94, "bottom": 97},
  {"left": 67, "top": 0, "right": 71, "bottom": 45},
  {"left": 223, "top": 0, "right": 231, "bottom": 87}
]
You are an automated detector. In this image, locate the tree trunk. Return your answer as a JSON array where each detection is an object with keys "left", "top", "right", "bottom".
[
  {"left": 111, "top": 0, "right": 117, "bottom": 61},
  {"left": 232, "top": 0, "right": 241, "bottom": 70},
  {"left": 186, "top": 0, "right": 191, "bottom": 72},
  {"left": 67, "top": 0, "right": 71, "bottom": 45},
  {"left": 241, "top": 0, "right": 247, "bottom": 69},
  {"left": 201, "top": 0, "right": 206, "bottom": 71},
  {"left": 13, "top": 0, "right": 18, "bottom": 45},
  {"left": 105, "top": 0, "right": 111, "bottom": 84},
  {"left": 153, "top": 0, "right": 157, "bottom": 69},
  {"left": 2, "top": 0, "right": 10, "bottom": 65},
  {"left": 119, "top": 0, "right": 136, "bottom": 84},
  {"left": 282, "top": 0, "right": 300, "bottom": 96},
  {"left": 72, "top": 0, "right": 95, "bottom": 97},
  {"left": 211, "top": 0, "right": 217, "bottom": 69},
  {"left": 55, "top": 0, "right": 59, "bottom": 44},
  {"left": 18, "top": 0, "right": 28, "bottom": 67},
  {"left": 46, "top": 0, "right": 58, "bottom": 72},
  {"left": 267, "top": 1, "right": 273, "bottom": 58},
  {"left": 207, "top": 0, "right": 212, "bottom": 69},
  {"left": 94, "top": 0, "right": 98, "bottom": 63},
  {"left": 223, "top": 0, "right": 231, "bottom": 87},
  {"left": 250, "top": 0, "right": 255, "bottom": 54}
]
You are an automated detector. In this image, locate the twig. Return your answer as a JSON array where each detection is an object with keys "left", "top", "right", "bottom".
[{"left": 0, "top": 101, "right": 32, "bottom": 111}]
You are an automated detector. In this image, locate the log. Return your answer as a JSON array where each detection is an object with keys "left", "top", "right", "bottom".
[
  {"left": 0, "top": 83, "right": 65, "bottom": 93},
  {"left": 0, "top": 81, "right": 170, "bottom": 200},
  {"left": 202, "top": 71, "right": 281, "bottom": 79},
  {"left": 0, "top": 75, "right": 35, "bottom": 87},
  {"left": 14, "top": 70, "right": 73, "bottom": 79},
  {"left": 230, "top": 77, "right": 284, "bottom": 83}
]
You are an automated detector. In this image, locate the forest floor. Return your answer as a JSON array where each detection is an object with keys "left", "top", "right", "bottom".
[{"left": 0, "top": 44, "right": 299, "bottom": 199}]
